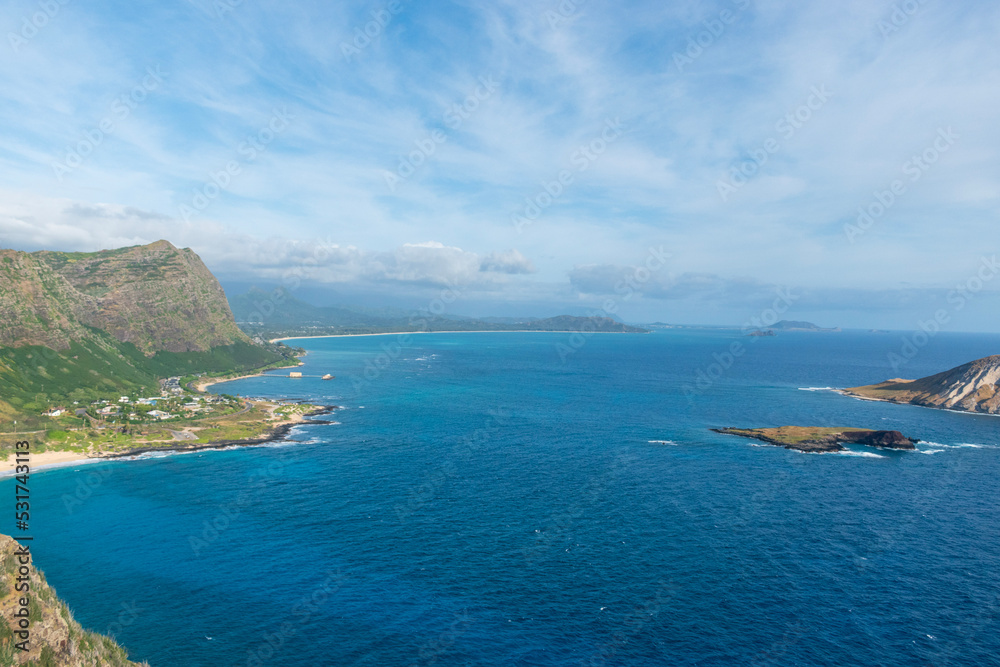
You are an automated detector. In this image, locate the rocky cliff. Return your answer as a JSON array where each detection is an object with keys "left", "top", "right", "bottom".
[
  {"left": 0, "top": 534, "right": 145, "bottom": 666},
  {"left": 845, "top": 355, "right": 1000, "bottom": 415},
  {"left": 1, "top": 241, "right": 250, "bottom": 355}
]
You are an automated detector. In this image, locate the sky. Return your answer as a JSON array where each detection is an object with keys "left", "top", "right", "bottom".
[{"left": 0, "top": 0, "right": 998, "bottom": 330}]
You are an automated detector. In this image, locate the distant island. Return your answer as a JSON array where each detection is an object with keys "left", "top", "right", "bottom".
[
  {"left": 230, "top": 287, "right": 650, "bottom": 338},
  {"left": 843, "top": 355, "right": 1000, "bottom": 415},
  {"left": 770, "top": 320, "right": 841, "bottom": 332},
  {"left": 712, "top": 426, "right": 918, "bottom": 453}
]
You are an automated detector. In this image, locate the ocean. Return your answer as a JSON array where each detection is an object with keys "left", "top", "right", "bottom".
[{"left": 10, "top": 330, "right": 1000, "bottom": 666}]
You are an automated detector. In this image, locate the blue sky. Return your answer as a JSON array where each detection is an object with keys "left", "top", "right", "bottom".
[{"left": 1, "top": 0, "right": 998, "bottom": 330}]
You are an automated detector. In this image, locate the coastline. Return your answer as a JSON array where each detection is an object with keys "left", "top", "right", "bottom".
[
  {"left": 196, "top": 359, "right": 305, "bottom": 392},
  {"left": 0, "top": 406, "right": 337, "bottom": 477},
  {"left": 268, "top": 329, "right": 647, "bottom": 343}
]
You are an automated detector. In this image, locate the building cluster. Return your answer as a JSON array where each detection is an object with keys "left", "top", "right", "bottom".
[{"left": 42, "top": 376, "right": 239, "bottom": 424}]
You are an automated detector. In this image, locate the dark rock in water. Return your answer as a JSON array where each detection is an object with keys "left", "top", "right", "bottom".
[{"left": 841, "top": 430, "right": 917, "bottom": 449}]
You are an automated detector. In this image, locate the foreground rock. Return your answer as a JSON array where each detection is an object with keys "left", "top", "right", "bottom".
[
  {"left": 711, "top": 426, "right": 918, "bottom": 453},
  {"left": 844, "top": 355, "right": 1000, "bottom": 415},
  {"left": 0, "top": 534, "right": 146, "bottom": 665}
]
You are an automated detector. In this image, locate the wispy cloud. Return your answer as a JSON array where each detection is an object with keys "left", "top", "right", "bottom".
[{"left": 0, "top": 0, "right": 997, "bottom": 328}]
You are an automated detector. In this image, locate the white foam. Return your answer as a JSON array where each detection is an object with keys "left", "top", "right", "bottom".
[
  {"left": 836, "top": 450, "right": 887, "bottom": 459},
  {"left": 918, "top": 449, "right": 945, "bottom": 455},
  {"left": 648, "top": 440, "right": 679, "bottom": 446},
  {"left": 798, "top": 387, "right": 835, "bottom": 392}
]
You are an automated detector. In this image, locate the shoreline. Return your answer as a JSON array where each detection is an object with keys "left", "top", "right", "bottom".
[
  {"left": 0, "top": 406, "right": 337, "bottom": 477},
  {"left": 197, "top": 359, "right": 305, "bottom": 392},
  {"left": 269, "top": 329, "right": 647, "bottom": 343},
  {"left": 837, "top": 388, "right": 1000, "bottom": 418}
]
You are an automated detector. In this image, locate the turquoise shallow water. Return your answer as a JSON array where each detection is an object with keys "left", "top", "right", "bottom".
[{"left": 8, "top": 330, "right": 1000, "bottom": 666}]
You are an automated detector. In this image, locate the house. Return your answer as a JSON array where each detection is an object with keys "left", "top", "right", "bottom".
[
  {"left": 289, "top": 372, "right": 303, "bottom": 378},
  {"left": 43, "top": 408, "right": 66, "bottom": 417},
  {"left": 98, "top": 406, "right": 120, "bottom": 416},
  {"left": 119, "top": 396, "right": 131, "bottom": 403},
  {"left": 75, "top": 408, "right": 89, "bottom": 418}
]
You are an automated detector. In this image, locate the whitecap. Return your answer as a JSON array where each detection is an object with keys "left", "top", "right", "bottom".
[
  {"left": 798, "top": 387, "right": 835, "bottom": 392},
  {"left": 648, "top": 440, "right": 679, "bottom": 446},
  {"left": 836, "top": 450, "right": 887, "bottom": 459},
  {"left": 918, "top": 449, "right": 944, "bottom": 455}
]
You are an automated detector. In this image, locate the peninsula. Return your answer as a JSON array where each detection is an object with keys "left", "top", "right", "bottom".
[
  {"left": 843, "top": 355, "right": 1000, "bottom": 415},
  {"left": 712, "top": 426, "right": 918, "bottom": 453},
  {"left": 0, "top": 241, "right": 325, "bottom": 466}
]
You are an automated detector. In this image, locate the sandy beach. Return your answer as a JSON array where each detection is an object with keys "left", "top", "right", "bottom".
[{"left": 1, "top": 449, "right": 97, "bottom": 476}]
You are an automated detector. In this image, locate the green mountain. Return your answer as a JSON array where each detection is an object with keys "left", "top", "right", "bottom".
[
  {"left": 0, "top": 241, "right": 287, "bottom": 430},
  {"left": 230, "top": 287, "right": 650, "bottom": 337}
]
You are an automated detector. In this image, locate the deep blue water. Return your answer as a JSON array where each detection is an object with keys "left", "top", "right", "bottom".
[{"left": 8, "top": 330, "right": 1000, "bottom": 666}]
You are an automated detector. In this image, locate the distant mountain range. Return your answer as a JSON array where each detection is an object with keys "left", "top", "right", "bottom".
[
  {"left": 0, "top": 241, "right": 287, "bottom": 428},
  {"left": 229, "top": 287, "right": 650, "bottom": 337},
  {"left": 844, "top": 355, "right": 1000, "bottom": 414}
]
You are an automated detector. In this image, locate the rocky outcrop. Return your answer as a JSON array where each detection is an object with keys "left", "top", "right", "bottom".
[
  {"left": 844, "top": 355, "right": 1000, "bottom": 415},
  {"left": 1, "top": 241, "right": 251, "bottom": 355},
  {"left": 0, "top": 534, "right": 146, "bottom": 666},
  {"left": 712, "top": 426, "right": 917, "bottom": 453}
]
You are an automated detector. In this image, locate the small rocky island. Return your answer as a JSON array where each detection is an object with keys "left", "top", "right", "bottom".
[{"left": 712, "top": 426, "right": 918, "bottom": 453}]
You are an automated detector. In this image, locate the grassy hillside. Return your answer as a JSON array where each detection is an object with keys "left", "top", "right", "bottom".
[
  {"left": 0, "top": 332, "right": 288, "bottom": 432},
  {"left": 0, "top": 241, "right": 293, "bottom": 430}
]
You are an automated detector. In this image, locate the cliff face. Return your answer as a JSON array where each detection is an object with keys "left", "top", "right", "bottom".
[
  {"left": 0, "top": 534, "right": 145, "bottom": 666},
  {"left": 845, "top": 355, "right": 1000, "bottom": 415},
  {"left": 0, "top": 241, "right": 250, "bottom": 355}
]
